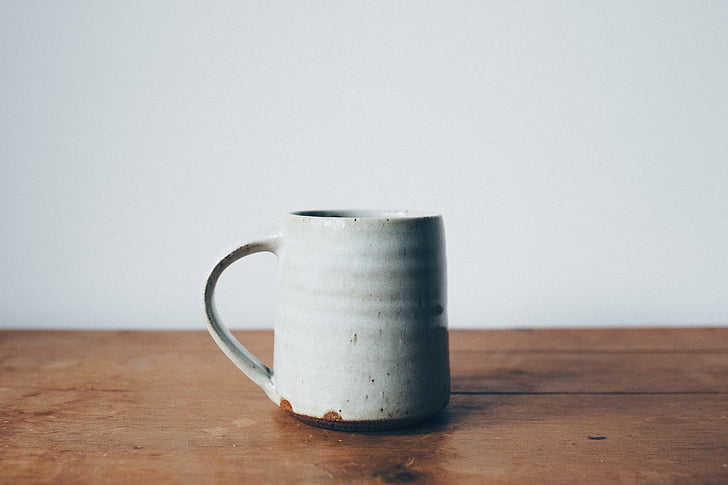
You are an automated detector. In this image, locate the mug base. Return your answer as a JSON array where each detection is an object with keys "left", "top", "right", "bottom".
[{"left": 279, "top": 399, "right": 444, "bottom": 432}]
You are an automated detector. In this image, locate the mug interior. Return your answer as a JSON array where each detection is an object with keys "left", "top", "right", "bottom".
[{"left": 292, "top": 210, "right": 439, "bottom": 219}]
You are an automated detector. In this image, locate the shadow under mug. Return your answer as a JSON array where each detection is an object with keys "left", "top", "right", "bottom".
[{"left": 203, "top": 210, "right": 450, "bottom": 431}]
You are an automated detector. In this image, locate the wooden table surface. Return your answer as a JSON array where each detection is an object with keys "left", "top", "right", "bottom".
[{"left": 1, "top": 328, "right": 727, "bottom": 484}]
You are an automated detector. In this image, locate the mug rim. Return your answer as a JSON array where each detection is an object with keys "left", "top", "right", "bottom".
[{"left": 290, "top": 209, "right": 441, "bottom": 220}]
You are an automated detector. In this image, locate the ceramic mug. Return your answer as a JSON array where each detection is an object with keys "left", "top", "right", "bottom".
[{"left": 203, "top": 210, "right": 450, "bottom": 431}]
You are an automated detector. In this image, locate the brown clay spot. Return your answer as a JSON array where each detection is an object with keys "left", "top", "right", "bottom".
[
  {"left": 323, "top": 410, "right": 343, "bottom": 421},
  {"left": 279, "top": 398, "right": 293, "bottom": 413}
]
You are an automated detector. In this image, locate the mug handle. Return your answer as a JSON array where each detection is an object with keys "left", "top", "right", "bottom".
[{"left": 203, "top": 235, "right": 281, "bottom": 404}]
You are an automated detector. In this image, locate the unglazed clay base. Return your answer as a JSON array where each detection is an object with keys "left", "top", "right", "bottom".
[{"left": 280, "top": 398, "right": 444, "bottom": 432}]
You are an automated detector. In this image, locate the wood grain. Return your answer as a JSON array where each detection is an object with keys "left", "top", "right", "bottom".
[{"left": 1, "top": 329, "right": 727, "bottom": 484}]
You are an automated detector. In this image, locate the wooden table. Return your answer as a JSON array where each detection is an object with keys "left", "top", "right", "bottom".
[{"left": 1, "top": 329, "right": 727, "bottom": 484}]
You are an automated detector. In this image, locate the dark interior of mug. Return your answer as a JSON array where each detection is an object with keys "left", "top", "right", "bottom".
[{"left": 293, "top": 210, "right": 437, "bottom": 219}]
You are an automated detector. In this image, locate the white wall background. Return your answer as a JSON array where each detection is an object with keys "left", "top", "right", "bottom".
[{"left": 2, "top": 1, "right": 727, "bottom": 330}]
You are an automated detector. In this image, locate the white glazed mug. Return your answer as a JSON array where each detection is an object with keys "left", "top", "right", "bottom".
[{"left": 203, "top": 210, "right": 450, "bottom": 431}]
